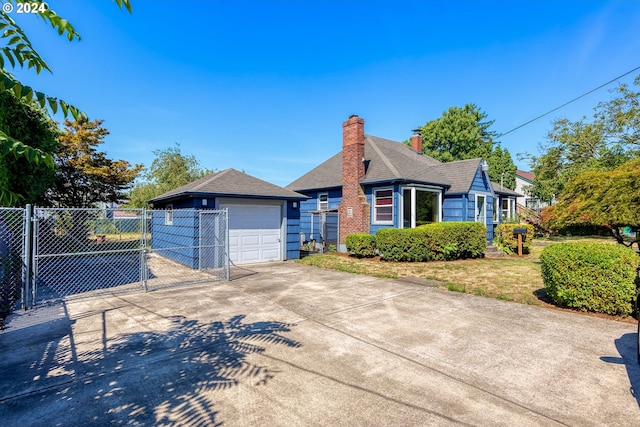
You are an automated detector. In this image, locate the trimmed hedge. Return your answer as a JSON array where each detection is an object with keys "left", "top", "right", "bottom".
[
  {"left": 376, "top": 222, "right": 486, "bottom": 262},
  {"left": 345, "top": 233, "right": 377, "bottom": 258},
  {"left": 495, "top": 223, "right": 535, "bottom": 254},
  {"left": 540, "top": 242, "right": 639, "bottom": 315}
]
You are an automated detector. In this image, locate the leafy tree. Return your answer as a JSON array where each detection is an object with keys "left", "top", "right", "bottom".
[
  {"left": 487, "top": 145, "right": 517, "bottom": 190},
  {"left": 540, "top": 157, "right": 640, "bottom": 248},
  {"left": 527, "top": 75, "right": 640, "bottom": 203},
  {"left": 0, "top": 0, "right": 132, "bottom": 204},
  {"left": 46, "top": 117, "right": 142, "bottom": 207},
  {"left": 0, "top": 90, "right": 58, "bottom": 205},
  {"left": 126, "top": 144, "right": 214, "bottom": 207},
  {"left": 417, "top": 103, "right": 517, "bottom": 188}
]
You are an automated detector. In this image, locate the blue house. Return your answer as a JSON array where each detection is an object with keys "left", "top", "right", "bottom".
[
  {"left": 286, "top": 115, "right": 520, "bottom": 250},
  {"left": 149, "top": 168, "right": 307, "bottom": 265}
]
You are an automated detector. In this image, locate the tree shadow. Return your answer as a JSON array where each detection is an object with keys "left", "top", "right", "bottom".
[
  {"left": 600, "top": 333, "right": 640, "bottom": 408},
  {"left": 0, "top": 305, "right": 301, "bottom": 425}
]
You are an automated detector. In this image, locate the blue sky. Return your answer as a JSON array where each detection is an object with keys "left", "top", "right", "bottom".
[{"left": 10, "top": 0, "right": 640, "bottom": 186}]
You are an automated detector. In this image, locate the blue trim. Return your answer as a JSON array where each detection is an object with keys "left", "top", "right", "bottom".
[{"left": 286, "top": 201, "right": 301, "bottom": 260}]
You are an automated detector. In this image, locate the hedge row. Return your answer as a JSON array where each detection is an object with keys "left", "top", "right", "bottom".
[
  {"left": 495, "top": 223, "right": 535, "bottom": 254},
  {"left": 344, "top": 233, "right": 377, "bottom": 258},
  {"left": 378, "top": 222, "right": 486, "bottom": 261},
  {"left": 540, "top": 242, "right": 639, "bottom": 315},
  {"left": 345, "top": 222, "right": 486, "bottom": 262}
]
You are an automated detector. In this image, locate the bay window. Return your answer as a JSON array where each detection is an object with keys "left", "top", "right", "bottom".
[{"left": 401, "top": 187, "right": 441, "bottom": 228}]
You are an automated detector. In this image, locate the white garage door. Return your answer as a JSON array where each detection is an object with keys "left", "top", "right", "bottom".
[{"left": 222, "top": 204, "right": 282, "bottom": 265}]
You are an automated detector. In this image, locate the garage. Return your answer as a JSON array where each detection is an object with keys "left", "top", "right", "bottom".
[
  {"left": 148, "top": 168, "right": 307, "bottom": 268},
  {"left": 222, "top": 203, "right": 283, "bottom": 265}
]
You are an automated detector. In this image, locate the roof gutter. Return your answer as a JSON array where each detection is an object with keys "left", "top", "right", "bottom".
[{"left": 149, "top": 191, "right": 308, "bottom": 204}]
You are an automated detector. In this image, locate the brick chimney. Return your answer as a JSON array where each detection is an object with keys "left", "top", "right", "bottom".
[
  {"left": 339, "top": 115, "right": 370, "bottom": 246},
  {"left": 410, "top": 129, "right": 423, "bottom": 153}
]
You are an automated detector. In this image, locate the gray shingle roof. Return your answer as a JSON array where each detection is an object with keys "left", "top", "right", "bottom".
[
  {"left": 149, "top": 168, "right": 307, "bottom": 203},
  {"left": 286, "top": 135, "right": 485, "bottom": 194},
  {"left": 491, "top": 181, "right": 522, "bottom": 197},
  {"left": 413, "top": 158, "right": 484, "bottom": 194}
]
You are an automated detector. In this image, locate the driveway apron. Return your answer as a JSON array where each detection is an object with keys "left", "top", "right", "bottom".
[{"left": 1, "top": 262, "right": 638, "bottom": 426}]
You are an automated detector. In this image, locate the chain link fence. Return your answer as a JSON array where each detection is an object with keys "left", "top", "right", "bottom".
[
  {"left": 30, "top": 207, "right": 229, "bottom": 305},
  {"left": 0, "top": 206, "right": 229, "bottom": 327},
  {"left": 0, "top": 208, "right": 26, "bottom": 326}
]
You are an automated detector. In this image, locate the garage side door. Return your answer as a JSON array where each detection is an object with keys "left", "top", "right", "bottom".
[{"left": 223, "top": 204, "right": 282, "bottom": 265}]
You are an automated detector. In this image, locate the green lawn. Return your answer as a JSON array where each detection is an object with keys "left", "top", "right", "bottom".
[{"left": 297, "top": 235, "right": 634, "bottom": 318}]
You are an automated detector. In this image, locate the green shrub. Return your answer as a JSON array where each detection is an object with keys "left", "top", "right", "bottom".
[
  {"left": 540, "top": 242, "right": 639, "bottom": 315},
  {"left": 345, "top": 233, "right": 377, "bottom": 258},
  {"left": 376, "top": 228, "right": 429, "bottom": 262},
  {"left": 495, "top": 223, "right": 534, "bottom": 254},
  {"left": 376, "top": 222, "right": 486, "bottom": 262}
]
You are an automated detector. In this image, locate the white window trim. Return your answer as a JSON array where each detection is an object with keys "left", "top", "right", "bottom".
[
  {"left": 493, "top": 197, "right": 499, "bottom": 223},
  {"left": 506, "top": 198, "right": 516, "bottom": 221},
  {"left": 474, "top": 194, "right": 487, "bottom": 224},
  {"left": 400, "top": 186, "right": 442, "bottom": 228},
  {"left": 318, "top": 192, "right": 328, "bottom": 211},
  {"left": 373, "top": 187, "right": 394, "bottom": 225},
  {"left": 165, "top": 204, "right": 174, "bottom": 226}
]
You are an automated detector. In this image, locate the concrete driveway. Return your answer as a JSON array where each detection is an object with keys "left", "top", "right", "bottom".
[{"left": 1, "top": 262, "right": 638, "bottom": 426}]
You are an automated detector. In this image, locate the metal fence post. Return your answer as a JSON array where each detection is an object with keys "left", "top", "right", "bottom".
[
  {"left": 198, "top": 210, "right": 202, "bottom": 272},
  {"left": 225, "top": 208, "right": 230, "bottom": 281},
  {"left": 141, "top": 208, "right": 148, "bottom": 292},
  {"left": 22, "top": 204, "right": 32, "bottom": 309}
]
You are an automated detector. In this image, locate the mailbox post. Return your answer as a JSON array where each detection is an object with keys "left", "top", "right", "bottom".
[{"left": 513, "top": 227, "right": 528, "bottom": 256}]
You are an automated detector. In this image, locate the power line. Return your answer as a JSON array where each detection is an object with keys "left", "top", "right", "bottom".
[{"left": 498, "top": 65, "right": 640, "bottom": 138}]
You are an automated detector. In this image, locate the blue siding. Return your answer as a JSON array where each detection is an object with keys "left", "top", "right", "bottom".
[
  {"left": 150, "top": 210, "right": 199, "bottom": 268},
  {"left": 286, "top": 201, "right": 301, "bottom": 260},
  {"left": 296, "top": 167, "right": 498, "bottom": 244},
  {"left": 466, "top": 193, "right": 494, "bottom": 242},
  {"left": 299, "top": 189, "right": 341, "bottom": 243},
  {"left": 470, "top": 168, "right": 492, "bottom": 192},
  {"left": 442, "top": 196, "right": 465, "bottom": 222}
]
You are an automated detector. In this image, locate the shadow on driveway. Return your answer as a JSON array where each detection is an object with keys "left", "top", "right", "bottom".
[
  {"left": 601, "top": 332, "right": 640, "bottom": 408},
  {"left": 0, "top": 305, "right": 301, "bottom": 425}
]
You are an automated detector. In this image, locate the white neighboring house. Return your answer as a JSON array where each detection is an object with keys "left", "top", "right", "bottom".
[{"left": 515, "top": 170, "right": 553, "bottom": 211}]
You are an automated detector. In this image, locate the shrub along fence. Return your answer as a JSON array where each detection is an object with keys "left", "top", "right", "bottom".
[{"left": 540, "top": 242, "right": 639, "bottom": 315}]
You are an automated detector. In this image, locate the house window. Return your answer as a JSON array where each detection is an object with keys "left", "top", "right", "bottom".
[
  {"left": 475, "top": 195, "right": 486, "bottom": 224},
  {"left": 374, "top": 188, "right": 394, "bottom": 224},
  {"left": 493, "top": 197, "right": 499, "bottom": 223},
  {"left": 318, "top": 193, "right": 328, "bottom": 211},
  {"left": 502, "top": 198, "right": 515, "bottom": 221},
  {"left": 402, "top": 187, "right": 441, "bottom": 228},
  {"left": 165, "top": 204, "right": 174, "bottom": 226}
]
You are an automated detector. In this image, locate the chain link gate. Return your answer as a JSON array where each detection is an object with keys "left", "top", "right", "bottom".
[
  {"left": 143, "top": 209, "right": 229, "bottom": 291},
  {"left": 32, "top": 207, "right": 146, "bottom": 303},
  {"left": 30, "top": 207, "right": 229, "bottom": 305}
]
